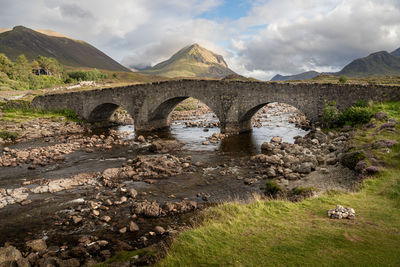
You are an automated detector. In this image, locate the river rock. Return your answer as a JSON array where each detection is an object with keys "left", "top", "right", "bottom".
[
  {"left": 58, "top": 258, "right": 80, "bottom": 267},
  {"left": 102, "top": 168, "right": 120, "bottom": 180},
  {"left": 266, "top": 167, "right": 276, "bottom": 178},
  {"left": 72, "top": 216, "right": 83, "bottom": 224},
  {"left": 137, "top": 135, "right": 146, "bottom": 143},
  {"left": 261, "top": 142, "right": 275, "bottom": 154},
  {"left": 134, "top": 201, "right": 162, "bottom": 217},
  {"left": 128, "top": 188, "right": 138, "bottom": 198},
  {"left": 154, "top": 226, "right": 165, "bottom": 234},
  {"left": 129, "top": 221, "right": 140, "bottom": 232},
  {"left": 26, "top": 239, "right": 47, "bottom": 252},
  {"left": 101, "top": 216, "right": 111, "bottom": 222},
  {"left": 366, "top": 166, "right": 379, "bottom": 174},
  {"left": 297, "top": 162, "right": 313, "bottom": 174},
  {"left": 354, "top": 161, "right": 367, "bottom": 173},
  {"left": 372, "top": 139, "right": 398, "bottom": 149},
  {"left": 328, "top": 205, "right": 355, "bottom": 220},
  {"left": 0, "top": 246, "right": 22, "bottom": 263},
  {"left": 375, "top": 111, "right": 388, "bottom": 121},
  {"left": 149, "top": 140, "right": 182, "bottom": 153},
  {"left": 270, "top": 136, "right": 282, "bottom": 143}
]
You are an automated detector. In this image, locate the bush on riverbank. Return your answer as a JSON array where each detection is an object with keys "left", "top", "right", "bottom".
[
  {"left": 156, "top": 101, "right": 400, "bottom": 266},
  {"left": 0, "top": 130, "right": 19, "bottom": 141},
  {"left": 322, "top": 101, "right": 374, "bottom": 128}
]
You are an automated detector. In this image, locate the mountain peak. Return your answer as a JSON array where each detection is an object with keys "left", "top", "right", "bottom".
[
  {"left": 0, "top": 25, "right": 130, "bottom": 71},
  {"left": 140, "top": 43, "right": 235, "bottom": 78}
]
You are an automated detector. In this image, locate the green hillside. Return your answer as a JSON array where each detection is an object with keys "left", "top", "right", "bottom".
[
  {"left": 0, "top": 26, "right": 130, "bottom": 72},
  {"left": 337, "top": 51, "right": 400, "bottom": 77},
  {"left": 140, "top": 44, "right": 236, "bottom": 78}
]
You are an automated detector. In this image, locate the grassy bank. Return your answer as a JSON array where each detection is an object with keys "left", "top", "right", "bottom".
[
  {"left": 157, "top": 102, "right": 400, "bottom": 266},
  {"left": 0, "top": 101, "right": 81, "bottom": 123}
]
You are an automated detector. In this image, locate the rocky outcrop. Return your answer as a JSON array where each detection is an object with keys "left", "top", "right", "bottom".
[
  {"left": 252, "top": 128, "right": 351, "bottom": 188},
  {"left": 101, "top": 154, "right": 190, "bottom": 187}
]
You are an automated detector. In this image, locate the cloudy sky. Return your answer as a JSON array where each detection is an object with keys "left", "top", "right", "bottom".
[{"left": 1, "top": 0, "right": 400, "bottom": 80}]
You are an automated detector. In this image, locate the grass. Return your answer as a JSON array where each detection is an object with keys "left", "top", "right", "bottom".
[
  {"left": 173, "top": 97, "right": 200, "bottom": 111},
  {"left": 308, "top": 74, "right": 400, "bottom": 85},
  {"left": 0, "top": 103, "right": 82, "bottom": 123},
  {"left": 157, "top": 101, "right": 400, "bottom": 266}
]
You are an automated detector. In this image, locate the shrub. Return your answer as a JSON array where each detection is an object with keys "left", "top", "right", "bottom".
[
  {"left": 338, "top": 106, "right": 374, "bottom": 126},
  {"left": 322, "top": 101, "right": 340, "bottom": 128},
  {"left": 353, "top": 100, "right": 368, "bottom": 108},
  {"left": 67, "top": 69, "right": 107, "bottom": 81},
  {"left": 0, "top": 130, "right": 19, "bottom": 141},
  {"left": 341, "top": 151, "right": 366, "bottom": 170},
  {"left": 53, "top": 109, "right": 81, "bottom": 122},
  {"left": 265, "top": 180, "right": 282, "bottom": 196},
  {"left": 339, "top": 75, "right": 348, "bottom": 83}
]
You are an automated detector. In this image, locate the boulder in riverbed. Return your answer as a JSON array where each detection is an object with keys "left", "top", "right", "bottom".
[
  {"left": 0, "top": 245, "right": 22, "bottom": 264},
  {"left": 26, "top": 239, "right": 47, "bottom": 252}
]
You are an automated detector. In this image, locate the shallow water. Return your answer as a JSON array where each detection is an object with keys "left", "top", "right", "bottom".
[{"left": 118, "top": 111, "right": 307, "bottom": 154}]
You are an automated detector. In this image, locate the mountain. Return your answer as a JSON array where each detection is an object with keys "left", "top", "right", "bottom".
[
  {"left": 140, "top": 44, "right": 236, "bottom": 78},
  {"left": 0, "top": 26, "right": 130, "bottom": 71},
  {"left": 271, "top": 71, "right": 320, "bottom": 81},
  {"left": 391, "top": 47, "right": 400, "bottom": 57},
  {"left": 337, "top": 50, "right": 400, "bottom": 77}
]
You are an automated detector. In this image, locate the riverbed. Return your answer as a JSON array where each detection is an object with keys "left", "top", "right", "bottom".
[{"left": 1, "top": 103, "right": 355, "bottom": 265}]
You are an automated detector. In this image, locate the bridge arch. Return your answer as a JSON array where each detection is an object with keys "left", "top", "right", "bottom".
[
  {"left": 237, "top": 101, "right": 307, "bottom": 133},
  {"left": 136, "top": 94, "right": 224, "bottom": 132},
  {"left": 87, "top": 102, "right": 134, "bottom": 123}
]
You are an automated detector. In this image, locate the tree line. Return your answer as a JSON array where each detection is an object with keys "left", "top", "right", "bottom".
[{"left": 0, "top": 54, "right": 107, "bottom": 91}]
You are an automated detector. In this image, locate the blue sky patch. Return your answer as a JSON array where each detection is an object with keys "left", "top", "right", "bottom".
[{"left": 198, "top": 0, "right": 252, "bottom": 21}]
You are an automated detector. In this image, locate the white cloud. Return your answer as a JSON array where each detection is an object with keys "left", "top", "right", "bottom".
[
  {"left": 235, "top": 0, "right": 400, "bottom": 77},
  {"left": 1, "top": 0, "right": 400, "bottom": 80}
]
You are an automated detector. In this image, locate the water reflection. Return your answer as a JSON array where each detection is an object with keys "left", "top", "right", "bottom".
[{"left": 117, "top": 111, "right": 308, "bottom": 154}]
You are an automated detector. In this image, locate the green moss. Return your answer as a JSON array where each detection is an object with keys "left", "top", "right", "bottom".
[
  {"left": 292, "top": 186, "right": 317, "bottom": 196},
  {"left": 265, "top": 180, "right": 282, "bottom": 196}
]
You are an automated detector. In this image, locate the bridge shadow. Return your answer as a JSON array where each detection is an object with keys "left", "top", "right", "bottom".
[{"left": 219, "top": 132, "right": 258, "bottom": 155}]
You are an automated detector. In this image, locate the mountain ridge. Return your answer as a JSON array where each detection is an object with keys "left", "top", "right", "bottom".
[
  {"left": 337, "top": 50, "right": 400, "bottom": 77},
  {"left": 271, "top": 71, "right": 320, "bottom": 81},
  {"left": 0, "top": 26, "right": 130, "bottom": 72}
]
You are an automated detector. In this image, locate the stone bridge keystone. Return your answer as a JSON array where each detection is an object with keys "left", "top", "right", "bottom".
[{"left": 32, "top": 80, "right": 400, "bottom": 134}]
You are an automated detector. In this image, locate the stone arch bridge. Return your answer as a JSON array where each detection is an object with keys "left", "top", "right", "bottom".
[{"left": 32, "top": 80, "right": 400, "bottom": 134}]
